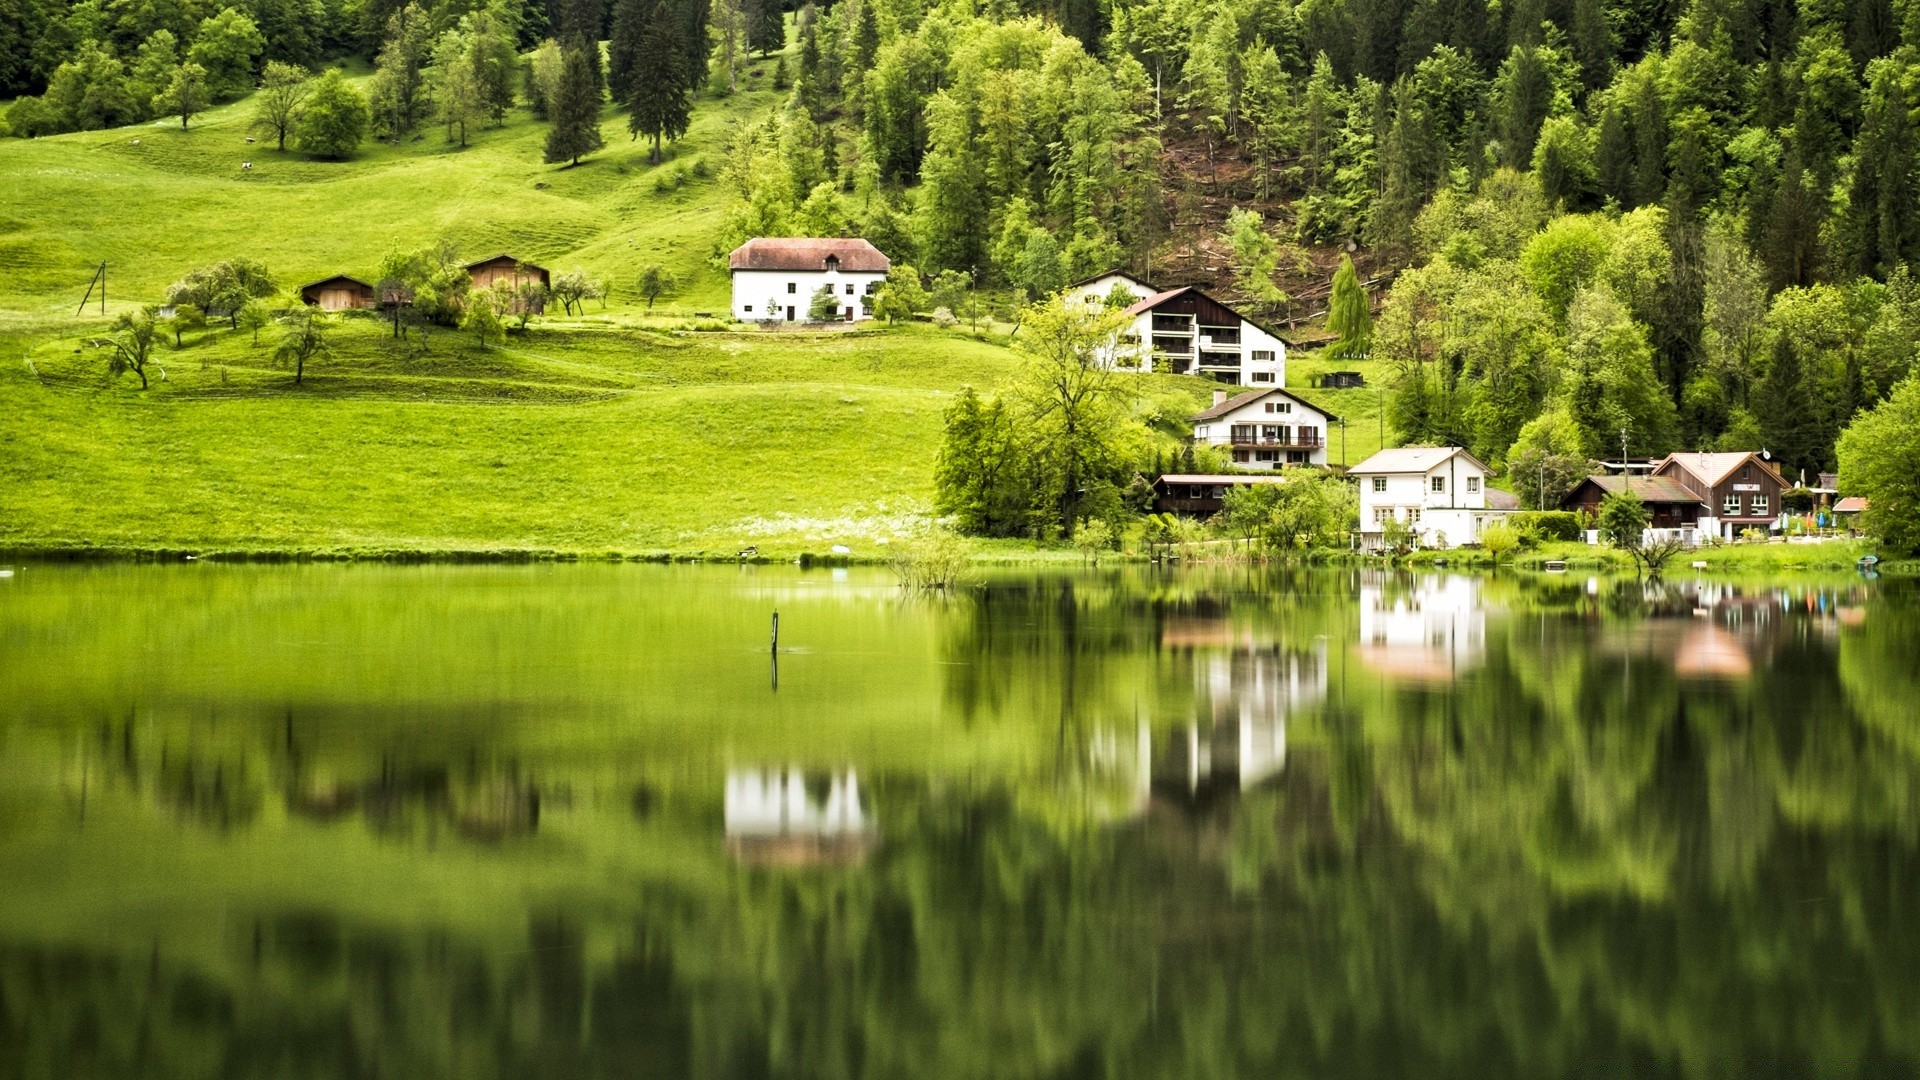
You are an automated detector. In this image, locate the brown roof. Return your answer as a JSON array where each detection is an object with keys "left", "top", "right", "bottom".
[
  {"left": 464, "top": 254, "right": 548, "bottom": 274},
  {"left": 1191, "top": 387, "right": 1340, "bottom": 423},
  {"left": 1485, "top": 488, "right": 1521, "bottom": 510},
  {"left": 1568, "top": 474, "right": 1701, "bottom": 504},
  {"left": 1156, "top": 474, "right": 1293, "bottom": 485},
  {"left": 729, "top": 237, "right": 890, "bottom": 272},
  {"left": 1658, "top": 451, "right": 1786, "bottom": 488},
  {"left": 298, "top": 274, "right": 371, "bottom": 291},
  {"left": 1834, "top": 496, "right": 1869, "bottom": 513},
  {"left": 1122, "top": 286, "right": 1192, "bottom": 318}
]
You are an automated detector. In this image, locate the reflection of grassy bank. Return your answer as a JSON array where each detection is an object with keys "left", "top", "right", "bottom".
[{"left": 1394, "top": 538, "right": 1886, "bottom": 574}]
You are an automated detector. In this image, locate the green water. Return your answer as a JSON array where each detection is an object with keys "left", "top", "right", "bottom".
[{"left": 0, "top": 562, "right": 1915, "bottom": 1078}]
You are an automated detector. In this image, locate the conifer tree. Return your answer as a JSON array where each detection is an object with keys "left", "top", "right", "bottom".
[
  {"left": 1841, "top": 57, "right": 1918, "bottom": 278},
  {"left": 544, "top": 40, "right": 605, "bottom": 164},
  {"left": 1327, "top": 254, "right": 1372, "bottom": 360},
  {"left": 607, "top": 0, "right": 648, "bottom": 102},
  {"left": 747, "top": 0, "right": 784, "bottom": 54},
  {"left": 629, "top": 0, "right": 690, "bottom": 163}
]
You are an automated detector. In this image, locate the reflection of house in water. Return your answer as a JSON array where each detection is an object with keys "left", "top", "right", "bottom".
[
  {"left": 1149, "top": 623, "right": 1328, "bottom": 803},
  {"left": 1356, "top": 575, "right": 1485, "bottom": 682},
  {"left": 724, "top": 769, "right": 876, "bottom": 866}
]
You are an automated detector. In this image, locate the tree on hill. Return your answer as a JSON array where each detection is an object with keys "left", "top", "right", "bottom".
[
  {"left": 152, "top": 61, "right": 209, "bottom": 128},
  {"left": 710, "top": 0, "right": 746, "bottom": 93},
  {"left": 293, "top": 69, "right": 370, "bottom": 159},
  {"left": 638, "top": 264, "right": 674, "bottom": 307},
  {"left": 872, "top": 263, "right": 927, "bottom": 323},
  {"left": 525, "top": 38, "right": 563, "bottom": 119},
  {"left": 627, "top": 0, "right": 691, "bottom": 164},
  {"left": 97, "top": 307, "right": 160, "bottom": 389},
  {"left": 1836, "top": 375, "right": 1920, "bottom": 555},
  {"left": 1225, "top": 208, "right": 1285, "bottom": 310},
  {"left": 250, "top": 61, "right": 310, "bottom": 150},
  {"left": 746, "top": 0, "right": 783, "bottom": 55},
  {"left": 188, "top": 7, "right": 264, "bottom": 100},
  {"left": 555, "top": 0, "right": 607, "bottom": 86},
  {"left": 544, "top": 39, "right": 605, "bottom": 165},
  {"left": 1325, "top": 253, "right": 1371, "bottom": 359},
  {"left": 274, "top": 306, "right": 331, "bottom": 384},
  {"left": 431, "top": 28, "right": 483, "bottom": 146},
  {"left": 369, "top": 3, "right": 433, "bottom": 138},
  {"left": 165, "top": 259, "right": 278, "bottom": 326}
]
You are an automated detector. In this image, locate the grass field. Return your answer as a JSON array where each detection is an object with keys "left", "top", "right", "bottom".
[{"left": 0, "top": 60, "right": 1385, "bottom": 559}]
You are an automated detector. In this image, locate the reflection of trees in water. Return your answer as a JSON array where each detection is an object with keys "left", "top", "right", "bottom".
[{"left": 6, "top": 579, "right": 1920, "bottom": 1076}]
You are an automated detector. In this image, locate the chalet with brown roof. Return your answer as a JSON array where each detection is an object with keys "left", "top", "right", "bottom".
[
  {"left": 729, "top": 238, "right": 890, "bottom": 323},
  {"left": 1152, "top": 473, "right": 1292, "bottom": 516},
  {"left": 299, "top": 275, "right": 374, "bottom": 311},
  {"left": 464, "top": 255, "right": 550, "bottom": 313},
  {"left": 1561, "top": 474, "right": 1703, "bottom": 530},
  {"left": 1653, "top": 452, "right": 1788, "bottom": 540}
]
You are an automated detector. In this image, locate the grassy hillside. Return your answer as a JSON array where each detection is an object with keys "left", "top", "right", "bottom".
[
  {"left": 0, "top": 61, "right": 1382, "bottom": 559},
  {"left": 0, "top": 55, "right": 795, "bottom": 320}
]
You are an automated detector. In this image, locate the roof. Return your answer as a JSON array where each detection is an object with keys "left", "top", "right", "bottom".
[
  {"left": 728, "top": 237, "right": 890, "bottom": 273},
  {"left": 1834, "top": 496, "right": 1869, "bottom": 513},
  {"left": 1485, "top": 488, "right": 1521, "bottom": 510},
  {"left": 1067, "top": 269, "right": 1156, "bottom": 292},
  {"left": 1122, "top": 286, "right": 1192, "bottom": 318},
  {"left": 1156, "top": 473, "right": 1293, "bottom": 485},
  {"left": 1568, "top": 474, "right": 1701, "bottom": 504},
  {"left": 1347, "top": 446, "right": 1491, "bottom": 475},
  {"left": 1190, "top": 387, "right": 1341, "bottom": 423},
  {"left": 464, "top": 253, "right": 547, "bottom": 272},
  {"left": 298, "top": 274, "right": 371, "bottom": 290},
  {"left": 1658, "top": 451, "right": 1785, "bottom": 488},
  {"left": 1121, "top": 285, "right": 1300, "bottom": 350}
]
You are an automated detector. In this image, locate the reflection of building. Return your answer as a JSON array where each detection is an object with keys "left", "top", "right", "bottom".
[
  {"left": 1356, "top": 575, "right": 1485, "bottom": 681},
  {"left": 1149, "top": 634, "right": 1327, "bottom": 801},
  {"left": 724, "top": 769, "right": 876, "bottom": 865}
]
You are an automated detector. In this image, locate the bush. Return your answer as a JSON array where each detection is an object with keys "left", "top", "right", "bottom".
[
  {"left": 1781, "top": 486, "right": 1816, "bottom": 514},
  {"left": 1479, "top": 523, "right": 1520, "bottom": 561},
  {"left": 889, "top": 529, "right": 970, "bottom": 590},
  {"left": 1510, "top": 510, "right": 1584, "bottom": 541}
]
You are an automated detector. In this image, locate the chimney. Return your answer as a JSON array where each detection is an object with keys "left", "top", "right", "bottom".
[{"left": 1212, "top": 389, "right": 1228, "bottom": 407}]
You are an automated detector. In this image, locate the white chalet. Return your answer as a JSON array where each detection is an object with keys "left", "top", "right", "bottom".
[
  {"left": 729, "top": 237, "right": 890, "bottom": 323},
  {"left": 1350, "top": 446, "right": 1515, "bottom": 550},
  {"left": 1190, "top": 387, "right": 1338, "bottom": 469},
  {"left": 1065, "top": 271, "right": 1287, "bottom": 385}
]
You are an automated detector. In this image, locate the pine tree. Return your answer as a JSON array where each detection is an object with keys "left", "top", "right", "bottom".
[
  {"left": 1571, "top": 0, "right": 1614, "bottom": 92},
  {"left": 1327, "top": 254, "right": 1373, "bottom": 360},
  {"left": 544, "top": 39, "right": 605, "bottom": 164},
  {"left": 1842, "top": 58, "right": 1918, "bottom": 279},
  {"left": 630, "top": 0, "right": 690, "bottom": 163},
  {"left": 556, "top": 0, "right": 606, "bottom": 86},
  {"left": 607, "top": 0, "right": 648, "bottom": 103},
  {"left": 747, "top": 0, "right": 784, "bottom": 54}
]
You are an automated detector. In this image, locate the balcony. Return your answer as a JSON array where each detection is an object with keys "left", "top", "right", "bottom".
[
  {"left": 1151, "top": 314, "right": 1193, "bottom": 334},
  {"left": 1227, "top": 433, "right": 1324, "bottom": 449},
  {"left": 1152, "top": 335, "right": 1193, "bottom": 356}
]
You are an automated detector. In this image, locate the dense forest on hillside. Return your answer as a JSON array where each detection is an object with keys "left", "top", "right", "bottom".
[{"left": 5, "top": 0, "right": 1920, "bottom": 492}]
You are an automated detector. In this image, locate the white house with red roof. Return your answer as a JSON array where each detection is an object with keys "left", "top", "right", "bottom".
[
  {"left": 729, "top": 237, "right": 891, "bottom": 323},
  {"left": 1065, "top": 270, "right": 1287, "bottom": 385}
]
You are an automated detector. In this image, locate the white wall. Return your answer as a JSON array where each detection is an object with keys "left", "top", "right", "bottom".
[
  {"left": 1127, "top": 310, "right": 1287, "bottom": 384},
  {"left": 1355, "top": 455, "right": 1502, "bottom": 548},
  {"left": 1191, "top": 393, "right": 1334, "bottom": 468},
  {"left": 732, "top": 269, "right": 887, "bottom": 322},
  {"left": 1068, "top": 274, "right": 1156, "bottom": 309}
]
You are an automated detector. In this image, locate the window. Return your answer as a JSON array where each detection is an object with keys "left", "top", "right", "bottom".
[
  {"left": 1372, "top": 477, "right": 1387, "bottom": 492},
  {"left": 1373, "top": 507, "right": 1392, "bottom": 525},
  {"left": 1264, "top": 401, "right": 1292, "bottom": 414},
  {"left": 1431, "top": 476, "right": 1446, "bottom": 493},
  {"left": 824, "top": 254, "right": 839, "bottom": 271},
  {"left": 1256, "top": 450, "right": 1277, "bottom": 462},
  {"left": 1297, "top": 425, "right": 1318, "bottom": 445},
  {"left": 1232, "top": 449, "right": 1250, "bottom": 462},
  {"left": 1466, "top": 476, "right": 1480, "bottom": 493},
  {"left": 844, "top": 284, "right": 855, "bottom": 295},
  {"left": 1751, "top": 493, "right": 1769, "bottom": 514},
  {"left": 1250, "top": 371, "right": 1274, "bottom": 383},
  {"left": 1723, "top": 494, "right": 1740, "bottom": 515},
  {"left": 1251, "top": 350, "right": 1275, "bottom": 362},
  {"left": 1287, "top": 450, "right": 1308, "bottom": 463},
  {"left": 1408, "top": 507, "right": 1421, "bottom": 524},
  {"left": 743, "top": 305, "right": 753, "bottom": 313},
  {"left": 786, "top": 282, "right": 797, "bottom": 294}
]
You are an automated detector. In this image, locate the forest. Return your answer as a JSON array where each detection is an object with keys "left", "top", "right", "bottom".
[{"left": 6, "top": 0, "right": 1920, "bottom": 498}]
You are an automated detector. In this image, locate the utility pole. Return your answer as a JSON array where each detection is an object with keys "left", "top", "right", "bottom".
[
  {"left": 1621, "top": 427, "right": 1631, "bottom": 493},
  {"left": 1539, "top": 460, "right": 1546, "bottom": 511}
]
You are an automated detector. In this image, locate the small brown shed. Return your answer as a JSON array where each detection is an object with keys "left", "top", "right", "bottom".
[{"left": 299, "top": 275, "right": 375, "bottom": 311}]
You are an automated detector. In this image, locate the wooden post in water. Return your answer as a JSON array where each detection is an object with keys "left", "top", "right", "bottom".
[{"left": 771, "top": 611, "right": 779, "bottom": 652}]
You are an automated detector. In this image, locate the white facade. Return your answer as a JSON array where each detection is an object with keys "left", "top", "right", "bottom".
[
  {"left": 731, "top": 267, "right": 886, "bottom": 323},
  {"left": 1071, "top": 275, "right": 1287, "bottom": 385},
  {"left": 1357, "top": 574, "right": 1486, "bottom": 681},
  {"left": 1351, "top": 447, "right": 1510, "bottom": 550},
  {"left": 1190, "top": 388, "right": 1337, "bottom": 468}
]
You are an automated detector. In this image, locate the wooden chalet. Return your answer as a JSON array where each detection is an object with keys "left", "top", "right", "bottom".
[
  {"left": 1561, "top": 474, "right": 1702, "bottom": 529},
  {"left": 465, "top": 255, "right": 551, "bottom": 313},
  {"left": 1653, "top": 452, "right": 1788, "bottom": 540},
  {"left": 1153, "top": 473, "right": 1291, "bottom": 516},
  {"left": 299, "top": 275, "right": 375, "bottom": 311}
]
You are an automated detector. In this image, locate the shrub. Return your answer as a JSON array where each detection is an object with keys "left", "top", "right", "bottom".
[
  {"left": 890, "top": 530, "right": 970, "bottom": 590},
  {"left": 1781, "top": 486, "right": 1815, "bottom": 514},
  {"left": 1480, "top": 522, "right": 1520, "bottom": 561},
  {"left": 1510, "top": 510, "right": 1584, "bottom": 541}
]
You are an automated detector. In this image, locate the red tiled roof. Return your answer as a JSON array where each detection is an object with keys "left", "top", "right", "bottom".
[
  {"left": 729, "top": 237, "right": 890, "bottom": 272},
  {"left": 1834, "top": 496, "right": 1869, "bottom": 513}
]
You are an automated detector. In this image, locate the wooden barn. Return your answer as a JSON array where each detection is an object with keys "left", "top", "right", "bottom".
[
  {"left": 299, "top": 275, "right": 375, "bottom": 311},
  {"left": 465, "top": 254, "right": 550, "bottom": 312}
]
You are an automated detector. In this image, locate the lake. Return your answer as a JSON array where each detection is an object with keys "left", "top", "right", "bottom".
[{"left": 0, "top": 562, "right": 1914, "bottom": 1078}]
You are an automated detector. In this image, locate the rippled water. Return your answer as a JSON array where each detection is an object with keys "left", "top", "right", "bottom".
[{"left": 0, "top": 562, "right": 1914, "bottom": 1078}]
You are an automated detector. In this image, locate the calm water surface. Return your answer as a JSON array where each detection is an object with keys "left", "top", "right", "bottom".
[{"left": 0, "top": 563, "right": 1915, "bottom": 1078}]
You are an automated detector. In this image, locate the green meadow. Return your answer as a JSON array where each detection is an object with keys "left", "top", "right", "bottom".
[{"left": 0, "top": 57, "right": 1384, "bottom": 559}]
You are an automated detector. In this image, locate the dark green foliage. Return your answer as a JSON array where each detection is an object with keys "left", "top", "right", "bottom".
[
  {"left": 1511, "top": 510, "right": 1585, "bottom": 540},
  {"left": 293, "top": 68, "right": 370, "bottom": 159},
  {"left": 747, "top": 0, "right": 783, "bottom": 54},
  {"left": 544, "top": 39, "right": 605, "bottom": 164},
  {"left": 624, "top": 0, "right": 691, "bottom": 163}
]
